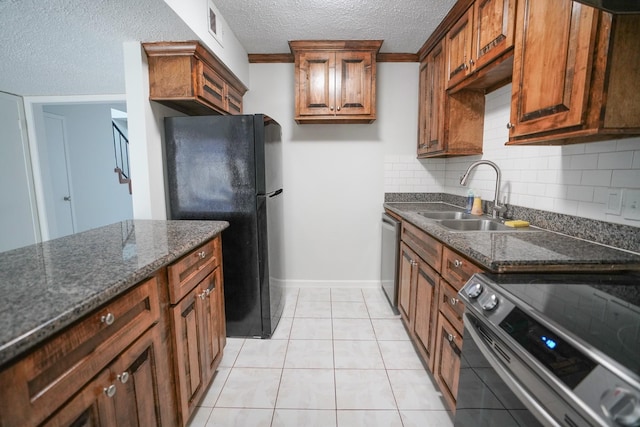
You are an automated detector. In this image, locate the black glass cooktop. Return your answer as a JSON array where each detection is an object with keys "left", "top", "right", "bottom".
[{"left": 482, "top": 272, "right": 640, "bottom": 378}]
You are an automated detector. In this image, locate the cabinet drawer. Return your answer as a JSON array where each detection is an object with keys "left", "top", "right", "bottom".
[
  {"left": 441, "top": 247, "right": 482, "bottom": 291},
  {"left": 197, "top": 60, "right": 226, "bottom": 111},
  {"left": 439, "top": 280, "right": 464, "bottom": 334},
  {"left": 0, "top": 276, "right": 160, "bottom": 427},
  {"left": 401, "top": 221, "right": 443, "bottom": 270},
  {"left": 168, "top": 237, "right": 221, "bottom": 305}
]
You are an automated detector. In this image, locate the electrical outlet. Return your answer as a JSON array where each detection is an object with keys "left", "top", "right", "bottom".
[
  {"left": 623, "top": 190, "right": 640, "bottom": 221},
  {"left": 605, "top": 189, "right": 623, "bottom": 215}
]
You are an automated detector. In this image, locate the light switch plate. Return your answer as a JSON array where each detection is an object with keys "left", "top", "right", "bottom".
[
  {"left": 605, "top": 189, "right": 623, "bottom": 215},
  {"left": 623, "top": 189, "right": 640, "bottom": 220}
]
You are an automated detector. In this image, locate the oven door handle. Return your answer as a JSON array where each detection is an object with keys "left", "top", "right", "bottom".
[{"left": 465, "top": 315, "right": 562, "bottom": 427}]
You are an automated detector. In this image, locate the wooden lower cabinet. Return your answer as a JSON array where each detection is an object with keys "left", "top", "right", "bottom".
[
  {"left": 171, "top": 266, "right": 224, "bottom": 425},
  {"left": 45, "top": 326, "right": 169, "bottom": 427},
  {"left": 398, "top": 221, "right": 484, "bottom": 412},
  {"left": 433, "top": 313, "right": 463, "bottom": 414},
  {"left": 398, "top": 242, "right": 417, "bottom": 326},
  {"left": 412, "top": 262, "right": 440, "bottom": 371}
]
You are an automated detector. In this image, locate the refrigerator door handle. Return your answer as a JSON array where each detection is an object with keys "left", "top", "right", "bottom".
[{"left": 267, "top": 188, "right": 283, "bottom": 198}]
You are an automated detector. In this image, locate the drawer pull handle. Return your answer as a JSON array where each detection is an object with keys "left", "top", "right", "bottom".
[
  {"left": 117, "top": 372, "right": 130, "bottom": 384},
  {"left": 198, "top": 289, "right": 211, "bottom": 300},
  {"left": 101, "top": 313, "right": 115, "bottom": 326},
  {"left": 104, "top": 384, "right": 116, "bottom": 398},
  {"left": 447, "top": 333, "right": 455, "bottom": 342},
  {"left": 450, "top": 297, "right": 459, "bottom": 306},
  {"left": 198, "top": 251, "right": 207, "bottom": 259},
  {"left": 453, "top": 259, "right": 463, "bottom": 268}
]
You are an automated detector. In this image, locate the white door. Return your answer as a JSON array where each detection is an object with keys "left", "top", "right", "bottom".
[
  {"left": 0, "top": 92, "right": 39, "bottom": 252},
  {"left": 43, "top": 113, "right": 75, "bottom": 238}
]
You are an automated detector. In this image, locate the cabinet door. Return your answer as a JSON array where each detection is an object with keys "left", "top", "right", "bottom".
[
  {"left": 43, "top": 370, "right": 116, "bottom": 427},
  {"left": 413, "top": 262, "right": 439, "bottom": 371},
  {"left": 398, "top": 243, "right": 417, "bottom": 326},
  {"left": 446, "top": 7, "right": 474, "bottom": 88},
  {"left": 297, "top": 51, "right": 335, "bottom": 116},
  {"left": 335, "top": 51, "right": 373, "bottom": 116},
  {"left": 199, "top": 268, "right": 223, "bottom": 384},
  {"left": 434, "top": 313, "right": 463, "bottom": 412},
  {"left": 172, "top": 285, "right": 205, "bottom": 419},
  {"left": 112, "top": 327, "right": 167, "bottom": 427},
  {"left": 418, "top": 41, "right": 446, "bottom": 157},
  {"left": 197, "top": 60, "right": 227, "bottom": 112},
  {"left": 472, "top": 0, "right": 516, "bottom": 71},
  {"left": 510, "top": 0, "right": 598, "bottom": 138}
]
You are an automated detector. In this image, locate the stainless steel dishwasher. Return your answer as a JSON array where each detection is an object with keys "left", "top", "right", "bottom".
[{"left": 381, "top": 212, "right": 400, "bottom": 314}]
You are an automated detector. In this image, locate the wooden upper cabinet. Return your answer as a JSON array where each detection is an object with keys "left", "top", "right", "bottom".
[
  {"left": 508, "top": 1, "right": 640, "bottom": 145},
  {"left": 446, "top": 7, "right": 474, "bottom": 88},
  {"left": 418, "top": 40, "right": 484, "bottom": 158},
  {"left": 471, "top": 0, "right": 516, "bottom": 76},
  {"left": 418, "top": 41, "right": 446, "bottom": 156},
  {"left": 510, "top": 0, "right": 597, "bottom": 138},
  {"left": 446, "top": 0, "right": 516, "bottom": 91},
  {"left": 290, "top": 40, "right": 382, "bottom": 124},
  {"left": 143, "top": 41, "right": 248, "bottom": 116}
]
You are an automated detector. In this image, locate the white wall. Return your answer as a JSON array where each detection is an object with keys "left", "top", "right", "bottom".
[
  {"left": 0, "top": 92, "right": 40, "bottom": 252},
  {"left": 385, "top": 84, "right": 640, "bottom": 228},
  {"left": 41, "top": 103, "right": 134, "bottom": 233},
  {"left": 245, "top": 62, "right": 419, "bottom": 288}
]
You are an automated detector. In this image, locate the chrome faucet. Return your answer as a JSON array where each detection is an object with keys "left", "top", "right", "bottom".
[{"left": 460, "top": 160, "right": 507, "bottom": 219}]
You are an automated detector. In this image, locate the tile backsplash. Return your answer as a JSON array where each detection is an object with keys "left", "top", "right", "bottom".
[{"left": 385, "top": 84, "right": 640, "bottom": 228}]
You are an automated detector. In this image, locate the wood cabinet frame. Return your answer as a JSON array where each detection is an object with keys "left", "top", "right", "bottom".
[{"left": 290, "top": 40, "right": 383, "bottom": 124}]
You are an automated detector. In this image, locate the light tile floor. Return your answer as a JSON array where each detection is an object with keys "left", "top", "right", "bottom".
[{"left": 187, "top": 287, "right": 454, "bottom": 427}]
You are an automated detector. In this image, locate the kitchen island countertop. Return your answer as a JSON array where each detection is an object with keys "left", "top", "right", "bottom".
[
  {"left": 385, "top": 202, "right": 640, "bottom": 273},
  {"left": 0, "top": 219, "right": 229, "bottom": 367}
]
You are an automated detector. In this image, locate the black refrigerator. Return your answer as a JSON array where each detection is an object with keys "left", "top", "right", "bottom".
[{"left": 164, "top": 114, "right": 284, "bottom": 338}]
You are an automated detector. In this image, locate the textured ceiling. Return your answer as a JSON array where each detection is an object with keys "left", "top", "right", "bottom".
[
  {"left": 212, "top": 0, "right": 456, "bottom": 53},
  {"left": 0, "top": 0, "right": 456, "bottom": 97},
  {"left": 0, "top": 0, "right": 196, "bottom": 96}
]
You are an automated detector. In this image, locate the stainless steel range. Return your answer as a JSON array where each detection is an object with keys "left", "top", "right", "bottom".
[{"left": 456, "top": 272, "right": 640, "bottom": 427}]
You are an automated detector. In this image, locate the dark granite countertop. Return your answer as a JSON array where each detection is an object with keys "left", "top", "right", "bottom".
[
  {"left": 384, "top": 202, "right": 640, "bottom": 273},
  {"left": 0, "top": 219, "right": 229, "bottom": 367}
]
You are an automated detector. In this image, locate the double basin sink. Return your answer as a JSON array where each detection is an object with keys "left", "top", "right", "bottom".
[{"left": 418, "top": 211, "right": 533, "bottom": 232}]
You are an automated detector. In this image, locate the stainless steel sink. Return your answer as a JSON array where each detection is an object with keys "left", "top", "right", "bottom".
[
  {"left": 437, "top": 219, "right": 512, "bottom": 232},
  {"left": 418, "top": 211, "right": 475, "bottom": 220}
]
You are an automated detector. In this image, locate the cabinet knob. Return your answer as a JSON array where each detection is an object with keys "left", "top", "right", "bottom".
[
  {"left": 198, "top": 289, "right": 211, "bottom": 300},
  {"left": 447, "top": 333, "right": 456, "bottom": 342},
  {"left": 450, "top": 297, "right": 459, "bottom": 306},
  {"left": 506, "top": 123, "right": 515, "bottom": 130},
  {"left": 453, "top": 259, "right": 463, "bottom": 268},
  {"left": 104, "top": 384, "right": 116, "bottom": 398},
  {"left": 117, "top": 372, "right": 130, "bottom": 384},
  {"left": 330, "top": 106, "right": 334, "bottom": 111},
  {"left": 469, "top": 59, "right": 475, "bottom": 66},
  {"left": 198, "top": 251, "right": 207, "bottom": 259},
  {"left": 337, "top": 106, "right": 341, "bottom": 111},
  {"left": 101, "top": 312, "right": 115, "bottom": 326}
]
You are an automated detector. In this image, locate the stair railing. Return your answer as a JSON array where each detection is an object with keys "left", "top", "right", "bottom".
[{"left": 112, "top": 122, "right": 131, "bottom": 194}]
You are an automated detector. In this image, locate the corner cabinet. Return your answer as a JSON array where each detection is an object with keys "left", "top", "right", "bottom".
[
  {"left": 143, "top": 41, "right": 247, "bottom": 116},
  {"left": 290, "top": 40, "right": 382, "bottom": 124},
  {"left": 508, "top": 0, "right": 640, "bottom": 145},
  {"left": 418, "top": 40, "right": 484, "bottom": 158}
]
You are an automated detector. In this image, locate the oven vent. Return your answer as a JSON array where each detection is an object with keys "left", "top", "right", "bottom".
[
  {"left": 493, "top": 343, "right": 511, "bottom": 363},
  {"left": 477, "top": 324, "right": 494, "bottom": 345}
]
